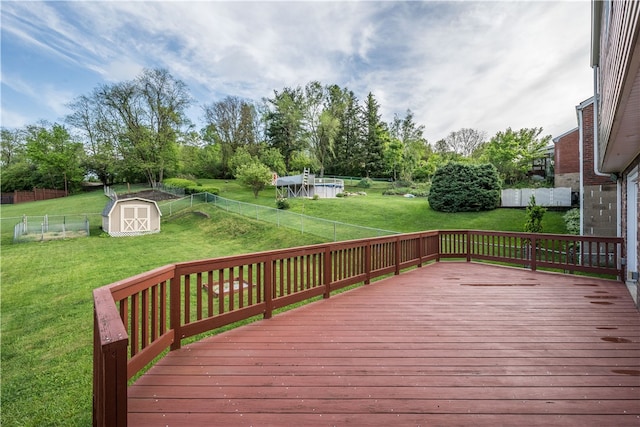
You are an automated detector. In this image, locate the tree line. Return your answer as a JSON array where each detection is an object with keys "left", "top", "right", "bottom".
[{"left": 0, "top": 67, "right": 552, "bottom": 193}]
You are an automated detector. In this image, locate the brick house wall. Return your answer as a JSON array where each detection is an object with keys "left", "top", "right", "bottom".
[
  {"left": 578, "top": 99, "right": 618, "bottom": 237},
  {"left": 553, "top": 128, "right": 580, "bottom": 191}
]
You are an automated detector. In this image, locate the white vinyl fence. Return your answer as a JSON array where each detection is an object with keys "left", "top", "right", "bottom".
[{"left": 501, "top": 187, "right": 572, "bottom": 207}]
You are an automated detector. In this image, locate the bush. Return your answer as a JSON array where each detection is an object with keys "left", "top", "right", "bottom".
[
  {"left": 428, "top": 163, "right": 501, "bottom": 212},
  {"left": 357, "top": 178, "right": 373, "bottom": 188},
  {"left": 563, "top": 208, "right": 580, "bottom": 235},
  {"left": 524, "top": 195, "right": 546, "bottom": 233},
  {"left": 336, "top": 192, "right": 345, "bottom": 198},
  {"left": 194, "top": 186, "right": 219, "bottom": 195},
  {"left": 164, "top": 177, "right": 197, "bottom": 189},
  {"left": 276, "top": 198, "right": 290, "bottom": 209},
  {"left": 383, "top": 182, "right": 430, "bottom": 197}
]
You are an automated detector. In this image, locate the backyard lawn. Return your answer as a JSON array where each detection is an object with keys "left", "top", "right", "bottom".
[{"left": 0, "top": 181, "right": 569, "bottom": 426}]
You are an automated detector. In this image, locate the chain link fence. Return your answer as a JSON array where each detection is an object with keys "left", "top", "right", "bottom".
[
  {"left": 10, "top": 191, "right": 399, "bottom": 243},
  {"left": 162, "top": 192, "right": 399, "bottom": 242},
  {"left": 13, "top": 214, "right": 92, "bottom": 243}
]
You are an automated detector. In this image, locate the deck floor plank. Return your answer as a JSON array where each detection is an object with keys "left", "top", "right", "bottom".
[{"left": 129, "top": 262, "right": 640, "bottom": 426}]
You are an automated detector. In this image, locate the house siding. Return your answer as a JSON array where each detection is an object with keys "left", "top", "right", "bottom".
[{"left": 596, "top": 0, "right": 640, "bottom": 170}]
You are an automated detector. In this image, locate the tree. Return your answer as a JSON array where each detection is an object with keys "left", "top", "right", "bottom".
[
  {"left": 202, "top": 96, "right": 260, "bottom": 176},
  {"left": 25, "top": 123, "right": 85, "bottom": 193},
  {"left": 480, "top": 127, "right": 551, "bottom": 185},
  {"left": 326, "top": 88, "right": 362, "bottom": 176},
  {"left": 66, "top": 92, "right": 119, "bottom": 185},
  {"left": 442, "top": 128, "right": 486, "bottom": 157},
  {"left": 235, "top": 161, "right": 273, "bottom": 198},
  {"left": 1, "top": 127, "right": 25, "bottom": 166},
  {"left": 264, "top": 87, "right": 306, "bottom": 171},
  {"left": 524, "top": 195, "right": 546, "bottom": 233},
  {"left": 299, "top": 81, "right": 341, "bottom": 177},
  {"left": 388, "top": 109, "right": 428, "bottom": 181},
  {"left": 314, "top": 110, "right": 340, "bottom": 176},
  {"left": 361, "top": 92, "right": 388, "bottom": 177},
  {"left": 67, "top": 68, "right": 193, "bottom": 186},
  {"left": 259, "top": 146, "right": 287, "bottom": 176},
  {"left": 288, "top": 151, "right": 319, "bottom": 174},
  {"left": 428, "top": 163, "right": 501, "bottom": 212},
  {"left": 383, "top": 138, "right": 404, "bottom": 181},
  {"left": 228, "top": 146, "right": 255, "bottom": 176}
]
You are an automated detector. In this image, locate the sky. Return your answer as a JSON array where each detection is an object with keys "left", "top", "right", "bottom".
[{"left": 1, "top": 0, "right": 593, "bottom": 144}]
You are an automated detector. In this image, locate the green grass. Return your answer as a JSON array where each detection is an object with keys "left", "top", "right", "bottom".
[
  {"left": 198, "top": 179, "right": 568, "bottom": 234},
  {"left": 0, "top": 181, "right": 569, "bottom": 426}
]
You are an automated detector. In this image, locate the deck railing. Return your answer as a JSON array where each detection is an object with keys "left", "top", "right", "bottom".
[{"left": 93, "top": 230, "right": 622, "bottom": 426}]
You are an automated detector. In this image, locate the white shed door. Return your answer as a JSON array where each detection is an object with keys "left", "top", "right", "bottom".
[{"left": 121, "top": 204, "right": 150, "bottom": 232}]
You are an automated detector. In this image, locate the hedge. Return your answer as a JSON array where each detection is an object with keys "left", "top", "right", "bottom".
[{"left": 428, "top": 163, "right": 501, "bottom": 212}]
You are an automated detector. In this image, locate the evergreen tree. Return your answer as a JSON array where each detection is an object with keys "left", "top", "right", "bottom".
[
  {"left": 326, "top": 89, "right": 362, "bottom": 176},
  {"left": 264, "top": 87, "right": 306, "bottom": 172},
  {"left": 361, "top": 92, "right": 387, "bottom": 177}
]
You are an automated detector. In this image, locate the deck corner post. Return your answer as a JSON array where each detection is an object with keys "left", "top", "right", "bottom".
[
  {"left": 169, "top": 271, "right": 182, "bottom": 351},
  {"left": 93, "top": 321, "right": 128, "bottom": 426}
]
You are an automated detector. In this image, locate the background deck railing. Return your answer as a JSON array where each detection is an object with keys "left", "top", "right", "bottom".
[{"left": 93, "top": 230, "right": 622, "bottom": 426}]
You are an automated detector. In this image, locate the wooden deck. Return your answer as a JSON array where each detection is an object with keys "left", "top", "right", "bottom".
[{"left": 128, "top": 262, "right": 640, "bottom": 426}]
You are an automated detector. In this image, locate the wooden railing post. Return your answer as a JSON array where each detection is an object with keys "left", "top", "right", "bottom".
[
  {"left": 264, "top": 257, "right": 273, "bottom": 318},
  {"left": 323, "top": 246, "right": 332, "bottom": 298},
  {"left": 170, "top": 276, "right": 182, "bottom": 351},
  {"left": 364, "top": 242, "right": 372, "bottom": 284},
  {"left": 395, "top": 237, "right": 401, "bottom": 275},
  {"left": 531, "top": 235, "right": 537, "bottom": 272},
  {"left": 466, "top": 231, "right": 471, "bottom": 262}
]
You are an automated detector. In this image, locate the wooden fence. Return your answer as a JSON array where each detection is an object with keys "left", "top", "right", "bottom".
[
  {"left": 1, "top": 188, "right": 67, "bottom": 204},
  {"left": 93, "top": 230, "right": 622, "bottom": 426}
]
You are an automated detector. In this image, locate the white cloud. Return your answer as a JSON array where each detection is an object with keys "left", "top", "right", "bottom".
[{"left": 1, "top": 0, "right": 593, "bottom": 141}]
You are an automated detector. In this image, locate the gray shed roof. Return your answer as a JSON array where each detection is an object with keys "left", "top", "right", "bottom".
[{"left": 101, "top": 197, "right": 162, "bottom": 217}]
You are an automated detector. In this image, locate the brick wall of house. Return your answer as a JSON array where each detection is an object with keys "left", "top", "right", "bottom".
[
  {"left": 553, "top": 128, "right": 581, "bottom": 192},
  {"left": 554, "top": 128, "right": 580, "bottom": 174},
  {"left": 579, "top": 99, "right": 618, "bottom": 237}
]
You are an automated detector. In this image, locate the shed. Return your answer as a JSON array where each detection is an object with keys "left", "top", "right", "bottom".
[{"left": 101, "top": 197, "right": 162, "bottom": 237}]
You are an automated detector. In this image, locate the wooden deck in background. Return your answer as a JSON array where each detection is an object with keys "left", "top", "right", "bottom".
[{"left": 128, "top": 262, "right": 640, "bottom": 426}]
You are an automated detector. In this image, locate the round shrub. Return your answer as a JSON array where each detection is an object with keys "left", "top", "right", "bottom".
[
  {"left": 357, "top": 178, "right": 373, "bottom": 188},
  {"left": 163, "top": 177, "right": 197, "bottom": 189},
  {"left": 428, "top": 163, "right": 501, "bottom": 212},
  {"left": 563, "top": 208, "right": 580, "bottom": 235},
  {"left": 276, "top": 198, "right": 290, "bottom": 209},
  {"left": 195, "top": 186, "right": 219, "bottom": 195}
]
